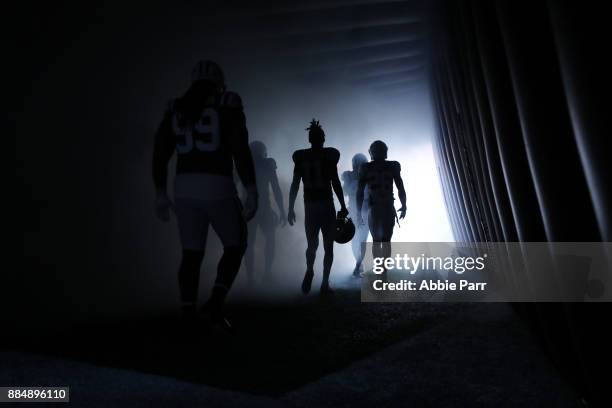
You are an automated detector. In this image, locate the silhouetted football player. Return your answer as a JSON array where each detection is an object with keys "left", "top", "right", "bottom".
[
  {"left": 288, "top": 119, "right": 348, "bottom": 294},
  {"left": 244, "top": 141, "right": 286, "bottom": 284},
  {"left": 153, "top": 60, "right": 258, "bottom": 330},
  {"left": 356, "top": 141, "right": 406, "bottom": 273},
  {"left": 342, "top": 153, "right": 370, "bottom": 277}
]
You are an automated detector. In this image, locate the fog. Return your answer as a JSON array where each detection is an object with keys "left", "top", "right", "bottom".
[
  {"left": 125, "top": 63, "right": 453, "bottom": 314},
  {"left": 14, "top": 1, "right": 451, "bottom": 325}
]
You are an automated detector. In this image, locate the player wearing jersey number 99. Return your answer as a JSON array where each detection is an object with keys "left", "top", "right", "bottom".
[{"left": 152, "top": 60, "right": 258, "bottom": 331}]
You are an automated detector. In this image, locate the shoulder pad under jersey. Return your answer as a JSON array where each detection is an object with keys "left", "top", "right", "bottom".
[
  {"left": 166, "top": 98, "right": 177, "bottom": 115},
  {"left": 391, "top": 160, "right": 401, "bottom": 173},
  {"left": 325, "top": 147, "right": 340, "bottom": 164},
  {"left": 219, "top": 91, "right": 243, "bottom": 108},
  {"left": 292, "top": 149, "right": 306, "bottom": 163},
  {"left": 267, "top": 158, "right": 277, "bottom": 170},
  {"left": 341, "top": 170, "right": 351, "bottom": 182},
  {"left": 359, "top": 162, "right": 372, "bottom": 176}
]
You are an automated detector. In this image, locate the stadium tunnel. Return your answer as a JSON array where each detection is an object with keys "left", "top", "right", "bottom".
[
  {"left": 249, "top": 2, "right": 610, "bottom": 404},
  {"left": 13, "top": 0, "right": 611, "bottom": 406},
  {"left": 189, "top": 4, "right": 612, "bottom": 403}
]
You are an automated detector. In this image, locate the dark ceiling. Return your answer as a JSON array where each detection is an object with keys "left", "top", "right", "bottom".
[{"left": 212, "top": 0, "right": 431, "bottom": 98}]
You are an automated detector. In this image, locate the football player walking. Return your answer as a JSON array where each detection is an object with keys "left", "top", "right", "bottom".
[
  {"left": 153, "top": 60, "right": 258, "bottom": 331},
  {"left": 288, "top": 120, "right": 348, "bottom": 294},
  {"left": 244, "top": 141, "right": 286, "bottom": 285},
  {"left": 356, "top": 141, "right": 406, "bottom": 276},
  {"left": 342, "top": 154, "right": 370, "bottom": 277}
]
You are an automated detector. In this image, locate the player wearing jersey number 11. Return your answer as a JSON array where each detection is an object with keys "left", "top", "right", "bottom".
[{"left": 288, "top": 119, "right": 348, "bottom": 295}]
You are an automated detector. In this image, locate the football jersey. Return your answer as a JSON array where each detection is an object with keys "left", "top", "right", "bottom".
[
  {"left": 359, "top": 160, "right": 401, "bottom": 205},
  {"left": 293, "top": 147, "right": 340, "bottom": 202},
  {"left": 153, "top": 90, "right": 254, "bottom": 199},
  {"left": 170, "top": 91, "right": 245, "bottom": 177}
]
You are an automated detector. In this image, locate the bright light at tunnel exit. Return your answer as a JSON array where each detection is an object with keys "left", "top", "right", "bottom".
[{"left": 392, "top": 142, "right": 454, "bottom": 242}]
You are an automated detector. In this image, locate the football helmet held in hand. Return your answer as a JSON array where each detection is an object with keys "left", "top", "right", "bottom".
[{"left": 334, "top": 211, "right": 355, "bottom": 244}]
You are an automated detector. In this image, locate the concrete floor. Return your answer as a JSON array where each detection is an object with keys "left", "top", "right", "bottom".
[{"left": 1, "top": 291, "right": 581, "bottom": 407}]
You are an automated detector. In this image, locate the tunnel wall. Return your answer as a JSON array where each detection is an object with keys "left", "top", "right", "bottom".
[{"left": 430, "top": 1, "right": 611, "bottom": 406}]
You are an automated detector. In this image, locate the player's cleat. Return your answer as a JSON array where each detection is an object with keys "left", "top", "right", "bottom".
[
  {"left": 302, "top": 270, "right": 314, "bottom": 294},
  {"left": 200, "top": 302, "right": 234, "bottom": 334},
  {"left": 208, "top": 314, "right": 233, "bottom": 334},
  {"left": 178, "top": 303, "right": 201, "bottom": 337},
  {"left": 181, "top": 303, "right": 198, "bottom": 321},
  {"left": 360, "top": 268, "right": 373, "bottom": 277},
  {"left": 320, "top": 284, "right": 335, "bottom": 295}
]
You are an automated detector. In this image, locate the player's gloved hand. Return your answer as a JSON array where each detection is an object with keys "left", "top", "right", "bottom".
[
  {"left": 155, "top": 191, "right": 173, "bottom": 222},
  {"left": 279, "top": 212, "right": 287, "bottom": 227},
  {"left": 338, "top": 207, "right": 349, "bottom": 219},
  {"left": 243, "top": 186, "right": 258, "bottom": 222},
  {"left": 288, "top": 208, "right": 296, "bottom": 226},
  {"left": 398, "top": 205, "right": 407, "bottom": 220}
]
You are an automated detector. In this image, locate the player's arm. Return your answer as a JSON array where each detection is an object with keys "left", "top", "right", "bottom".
[
  {"left": 288, "top": 153, "right": 301, "bottom": 226},
  {"left": 270, "top": 160, "right": 287, "bottom": 226},
  {"left": 331, "top": 169, "right": 348, "bottom": 218},
  {"left": 341, "top": 171, "right": 351, "bottom": 198},
  {"left": 356, "top": 168, "right": 366, "bottom": 225},
  {"left": 329, "top": 149, "right": 348, "bottom": 218},
  {"left": 152, "top": 109, "right": 175, "bottom": 222},
  {"left": 393, "top": 162, "right": 407, "bottom": 219},
  {"left": 228, "top": 98, "right": 258, "bottom": 221},
  {"left": 230, "top": 111, "right": 256, "bottom": 191}
]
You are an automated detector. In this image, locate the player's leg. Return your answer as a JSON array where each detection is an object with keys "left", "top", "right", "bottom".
[
  {"left": 380, "top": 203, "right": 396, "bottom": 260},
  {"left": 244, "top": 216, "right": 258, "bottom": 286},
  {"left": 253, "top": 207, "right": 276, "bottom": 282},
  {"left": 351, "top": 232, "right": 360, "bottom": 263},
  {"left": 368, "top": 205, "right": 388, "bottom": 278},
  {"left": 303, "top": 203, "right": 320, "bottom": 294},
  {"left": 353, "top": 219, "right": 369, "bottom": 276},
  {"left": 205, "top": 198, "right": 248, "bottom": 325},
  {"left": 320, "top": 201, "right": 337, "bottom": 293},
  {"left": 349, "top": 207, "right": 361, "bottom": 274},
  {"left": 370, "top": 203, "right": 396, "bottom": 280},
  {"left": 368, "top": 206, "right": 381, "bottom": 260},
  {"left": 174, "top": 198, "right": 209, "bottom": 319},
  {"left": 261, "top": 220, "right": 276, "bottom": 282},
  {"left": 304, "top": 204, "right": 320, "bottom": 272}
]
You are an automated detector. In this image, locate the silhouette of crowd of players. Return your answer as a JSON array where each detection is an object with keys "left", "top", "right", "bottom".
[{"left": 153, "top": 60, "right": 406, "bottom": 329}]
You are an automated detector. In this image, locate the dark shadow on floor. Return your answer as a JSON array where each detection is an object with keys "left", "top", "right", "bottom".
[{"left": 4, "top": 290, "right": 460, "bottom": 396}]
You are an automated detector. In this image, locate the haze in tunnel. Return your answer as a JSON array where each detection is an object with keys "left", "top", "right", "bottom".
[
  {"left": 12, "top": 2, "right": 612, "bottom": 406},
  {"left": 15, "top": 0, "right": 450, "bottom": 320},
  {"left": 208, "top": 66, "right": 454, "bottom": 285}
]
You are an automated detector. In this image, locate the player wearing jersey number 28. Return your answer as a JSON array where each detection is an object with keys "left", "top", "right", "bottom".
[{"left": 356, "top": 140, "right": 406, "bottom": 278}]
